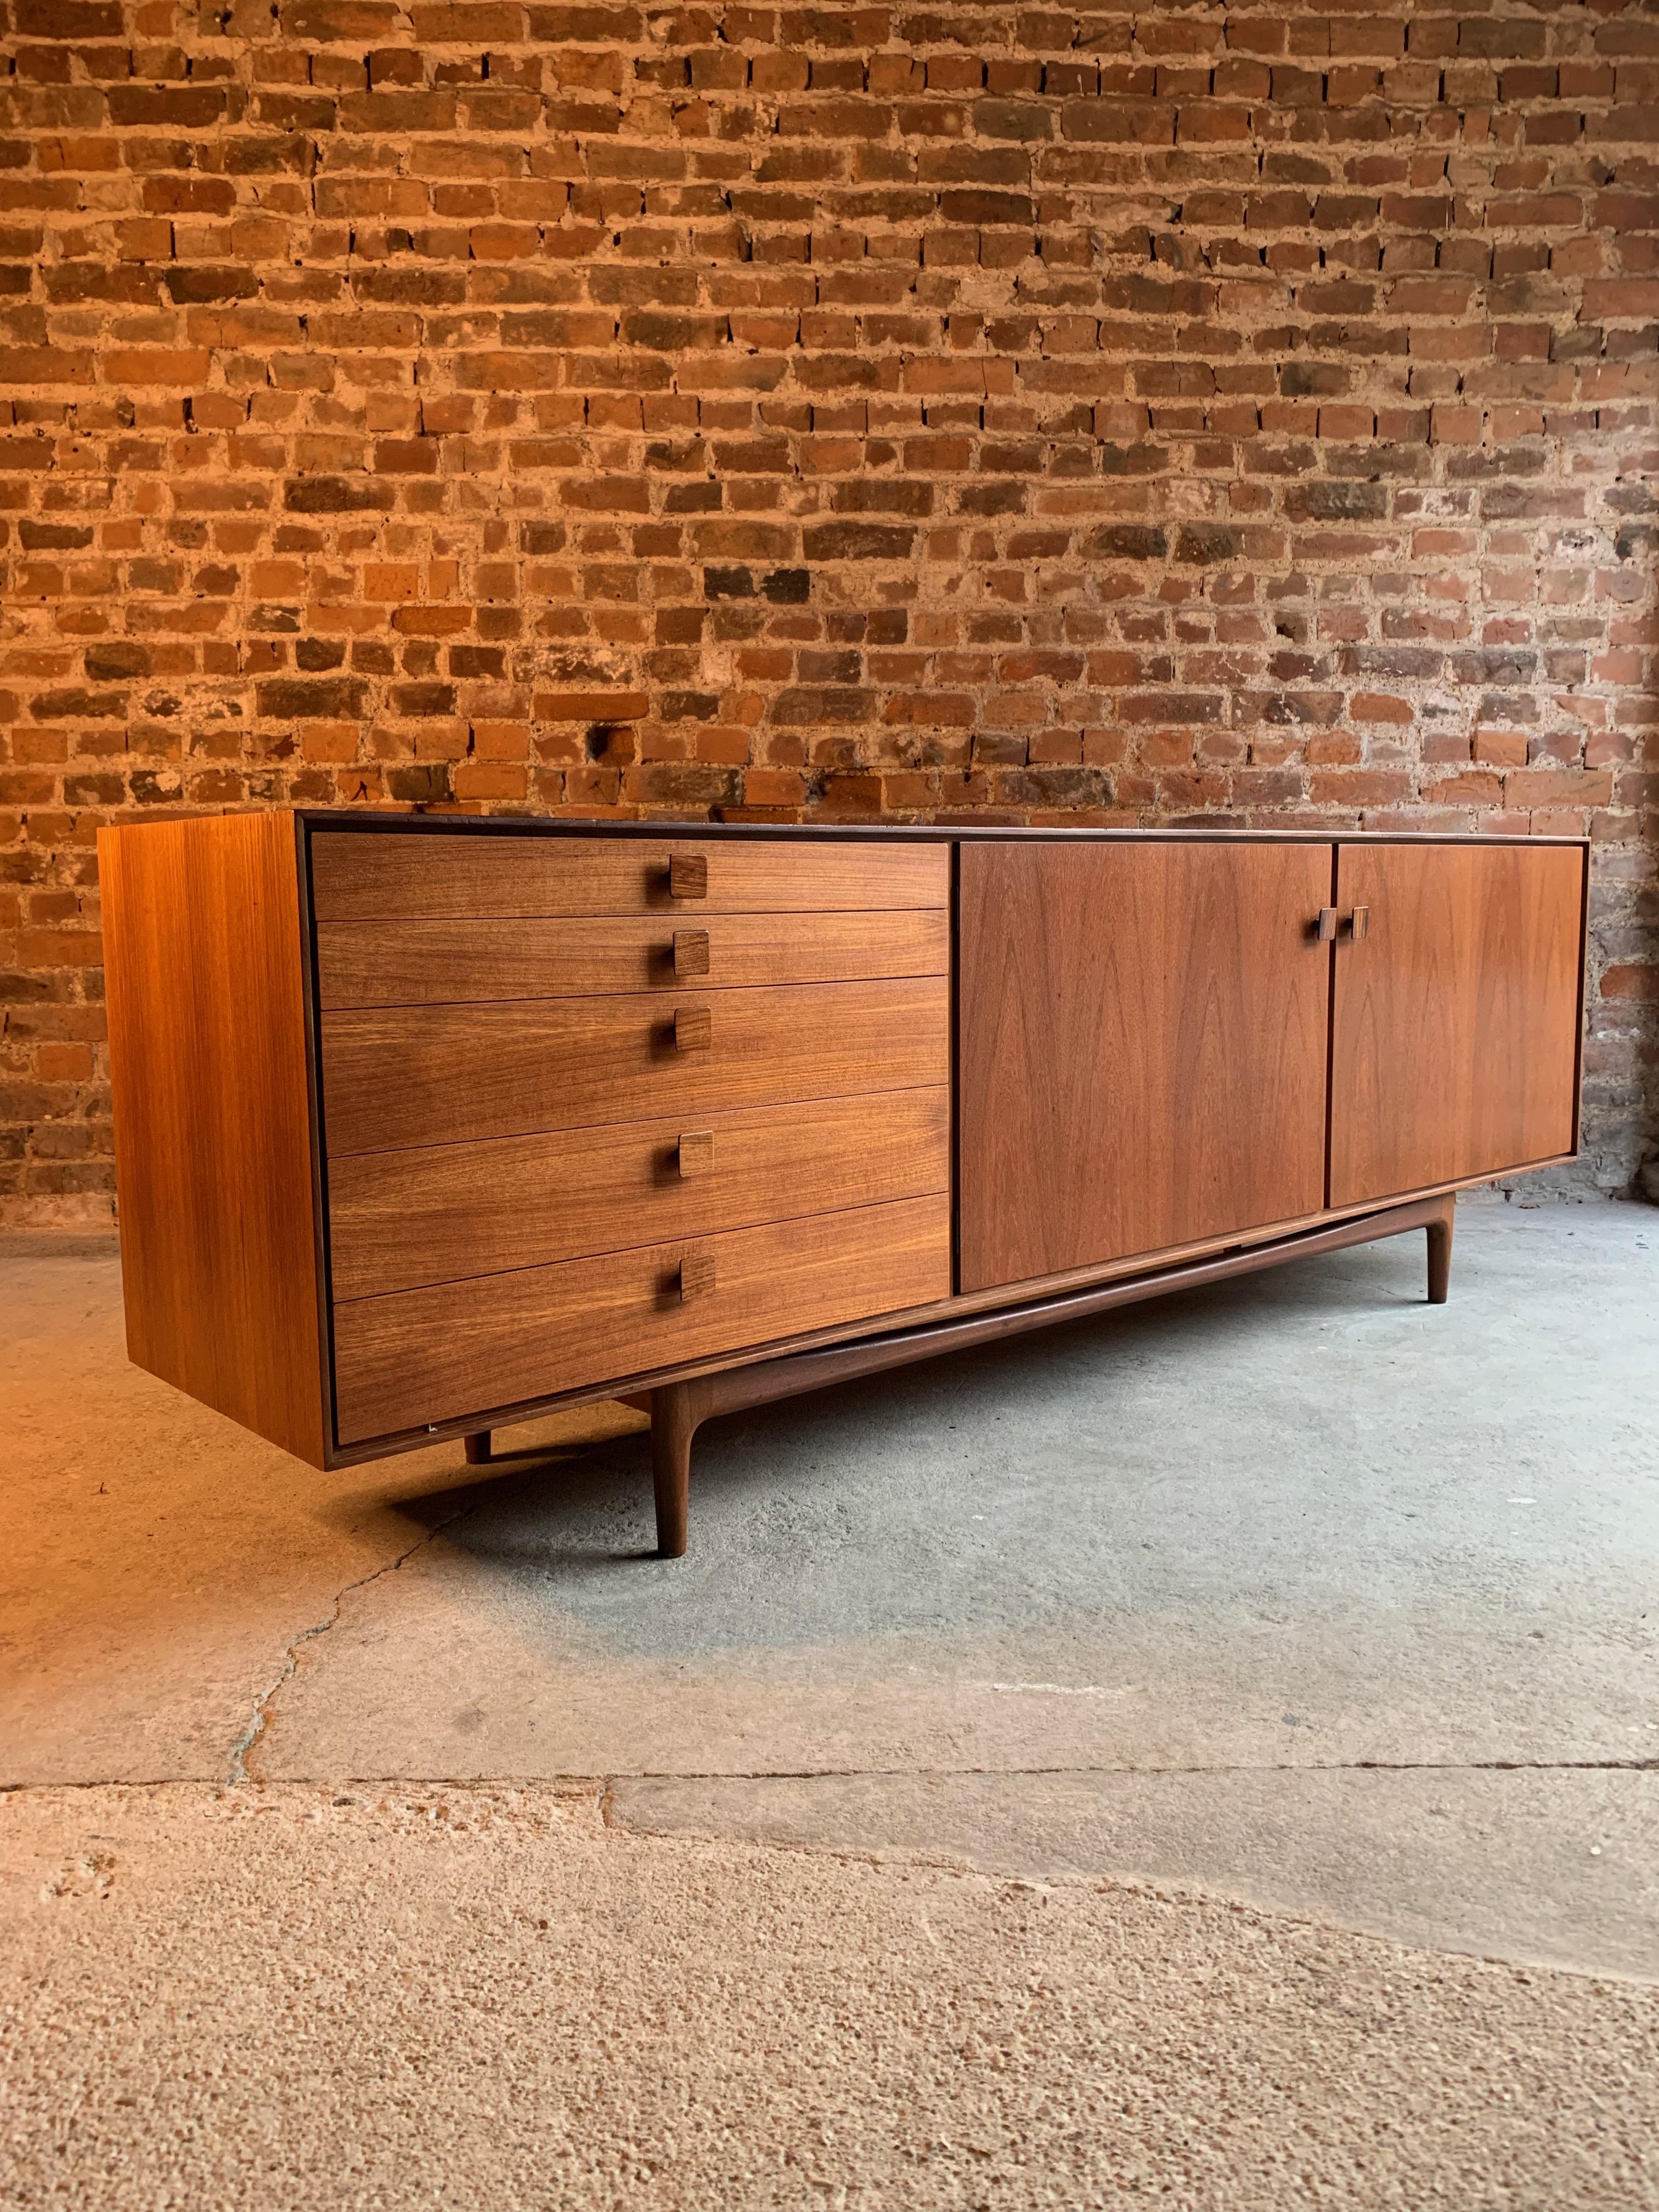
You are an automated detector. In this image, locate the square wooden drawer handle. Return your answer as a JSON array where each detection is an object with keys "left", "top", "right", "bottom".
[
  {"left": 674, "top": 928, "right": 710, "bottom": 979},
  {"left": 679, "top": 1249, "right": 715, "bottom": 1301},
  {"left": 669, "top": 852, "right": 708, "bottom": 900},
  {"left": 678, "top": 1129, "right": 714, "bottom": 1178},
  {"left": 674, "top": 1005, "right": 712, "bottom": 1052},
  {"left": 1348, "top": 905, "right": 1370, "bottom": 940},
  {"left": 1315, "top": 907, "right": 1339, "bottom": 943}
]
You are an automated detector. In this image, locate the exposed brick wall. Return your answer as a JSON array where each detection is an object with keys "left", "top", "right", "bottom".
[{"left": 1, "top": 0, "right": 1655, "bottom": 1223}]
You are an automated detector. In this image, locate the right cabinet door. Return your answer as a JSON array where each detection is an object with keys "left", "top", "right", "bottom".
[{"left": 1329, "top": 842, "right": 1585, "bottom": 1209}]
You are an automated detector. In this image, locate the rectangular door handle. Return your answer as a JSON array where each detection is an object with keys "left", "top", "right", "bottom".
[
  {"left": 1316, "top": 907, "right": 1339, "bottom": 942},
  {"left": 677, "top": 1128, "right": 714, "bottom": 1178},
  {"left": 679, "top": 1249, "right": 715, "bottom": 1301},
  {"left": 673, "top": 928, "right": 710, "bottom": 979},
  {"left": 669, "top": 851, "right": 707, "bottom": 900},
  {"left": 674, "top": 1004, "right": 711, "bottom": 1052},
  {"left": 1347, "top": 905, "right": 1370, "bottom": 941}
]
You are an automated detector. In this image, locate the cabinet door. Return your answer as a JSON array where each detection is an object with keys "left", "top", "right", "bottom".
[
  {"left": 1329, "top": 842, "right": 1584, "bottom": 1209},
  {"left": 958, "top": 841, "right": 1333, "bottom": 1293}
]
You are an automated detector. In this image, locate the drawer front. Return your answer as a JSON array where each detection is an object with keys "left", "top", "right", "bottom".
[
  {"left": 321, "top": 978, "right": 949, "bottom": 1155},
  {"left": 331, "top": 1193, "right": 952, "bottom": 1444},
  {"left": 316, "top": 909, "right": 950, "bottom": 1010},
  {"left": 329, "top": 1087, "right": 951, "bottom": 1300},
  {"left": 311, "top": 833, "right": 948, "bottom": 922}
]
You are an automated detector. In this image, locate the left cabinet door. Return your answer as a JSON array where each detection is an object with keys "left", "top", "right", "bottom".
[{"left": 958, "top": 840, "right": 1334, "bottom": 1294}]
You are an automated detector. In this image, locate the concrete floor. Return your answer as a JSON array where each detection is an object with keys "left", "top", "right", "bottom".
[{"left": 3, "top": 1200, "right": 1657, "bottom": 2203}]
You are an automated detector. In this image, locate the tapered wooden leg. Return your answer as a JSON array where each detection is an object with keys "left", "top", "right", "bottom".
[
  {"left": 464, "top": 1431, "right": 492, "bottom": 1464},
  {"left": 650, "top": 1383, "right": 696, "bottom": 1559},
  {"left": 1426, "top": 1196, "right": 1454, "bottom": 1305}
]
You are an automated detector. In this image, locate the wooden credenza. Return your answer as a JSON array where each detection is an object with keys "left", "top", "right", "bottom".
[{"left": 100, "top": 815, "right": 1588, "bottom": 1554}]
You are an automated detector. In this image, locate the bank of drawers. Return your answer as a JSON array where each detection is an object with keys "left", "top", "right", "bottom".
[{"left": 311, "top": 833, "right": 953, "bottom": 1444}]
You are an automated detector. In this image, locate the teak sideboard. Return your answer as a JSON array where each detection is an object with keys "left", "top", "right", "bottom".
[{"left": 99, "top": 814, "right": 1589, "bottom": 1556}]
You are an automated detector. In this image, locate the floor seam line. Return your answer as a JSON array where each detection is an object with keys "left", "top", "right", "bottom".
[{"left": 10, "top": 1756, "right": 1658, "bottom": 1798}]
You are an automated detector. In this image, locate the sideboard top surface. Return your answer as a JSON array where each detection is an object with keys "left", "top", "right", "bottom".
[{"left": 295, "top": 811, "right": 1588, "bottom": 849}]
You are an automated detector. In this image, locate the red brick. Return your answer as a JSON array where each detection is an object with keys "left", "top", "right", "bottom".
[{"left": 0, "top": 0, "right": 1649, "bottom": 1221}]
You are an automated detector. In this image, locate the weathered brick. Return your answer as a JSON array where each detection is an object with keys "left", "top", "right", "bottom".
[
  {"left": 255, "top": 678, "right": 370, "bottom": 718},
  {"left": 801, "top": 522, "right": 918, "bottom": 560},
  {"left": 1175, "top": 525, "right": 1245, "bottom": 565},
  {"left": 15, "top": 0, "right": 122, "bottom": 30},
  {"left": 284, "top": 478, "right": 397, "bottom": 514}
]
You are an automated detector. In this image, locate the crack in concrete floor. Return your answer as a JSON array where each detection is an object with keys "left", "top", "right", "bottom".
[{"left": 225, "top": 1475, "right": 545, "bottom": 1786}]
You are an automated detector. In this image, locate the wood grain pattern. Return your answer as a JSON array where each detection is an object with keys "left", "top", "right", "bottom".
[
  {"left": 669, "top": 851, "right": 707, "bottom": 899},
  {"left": 320, "top": 978, "right": 949, "bottom": 1155},
  {"left": 957, "top": 839, "right": 1333, "bottom": 1293},
  {"left": 678, "top": 1127, "right": 715, "bottom": 1178},
  {"left": 673, "top": 929, "right": 710, "bottom": 979},
  {"left": 314, "top": 908, "right": 950, "bottom": 1008},
  {"left": 327, "top": 1086, "right": 952, "bottom": 1299},
  {"left": 331, "top": 1193, "right": 952, "bottom": 1444},
  {"left": 1329, "top": 841, "right": 1585, "bottom": 1207},
  {"left": 99, "top": 812, "right": 326, "bottom": 1465},
  {"left": 309, "top": 832, "right": 948, "bottom": 921},
  {"left": 674, "top": 1003, "right": 712, "bottom": 1052}
]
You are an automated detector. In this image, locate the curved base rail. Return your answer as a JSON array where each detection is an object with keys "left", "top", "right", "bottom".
[{"left": 642, "top": 1189, "right": 1456, "bottom": 1558}]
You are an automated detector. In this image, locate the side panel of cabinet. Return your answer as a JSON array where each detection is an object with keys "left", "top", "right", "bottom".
[
  {"left": 957, "top": 840, "right": 1333, "bottom": 1294},
  {"left": 1328, "top": 842, "right": 1585, "bottom": 1208},
  {"left": 100, "top": 812, "right": 328, "bottom": 1465}
]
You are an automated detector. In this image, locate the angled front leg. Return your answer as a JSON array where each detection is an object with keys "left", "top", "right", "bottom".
[
  {"left": 1426, "top": 1193, "right": 1455, "bottom": 1305},
  {"left": 650, "top": 1381, "right": 709, "bottom": 1558}
]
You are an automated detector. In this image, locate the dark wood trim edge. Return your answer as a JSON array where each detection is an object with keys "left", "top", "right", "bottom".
[
  {"left": 294, "top": 810, "right": 1592, "bottom": 851},
  {"left": 1571, "top": 839, "right": 1590, "bottom": 1159},
  {"left": 947, "top": 832, "right": 961, "bottom": 1297},
  {"left": 294, "top": 814, "right": 340, "bottom": 1460},
  {"left": 1323, "top": 839, "right": 1340, "bottom": 1211}
]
